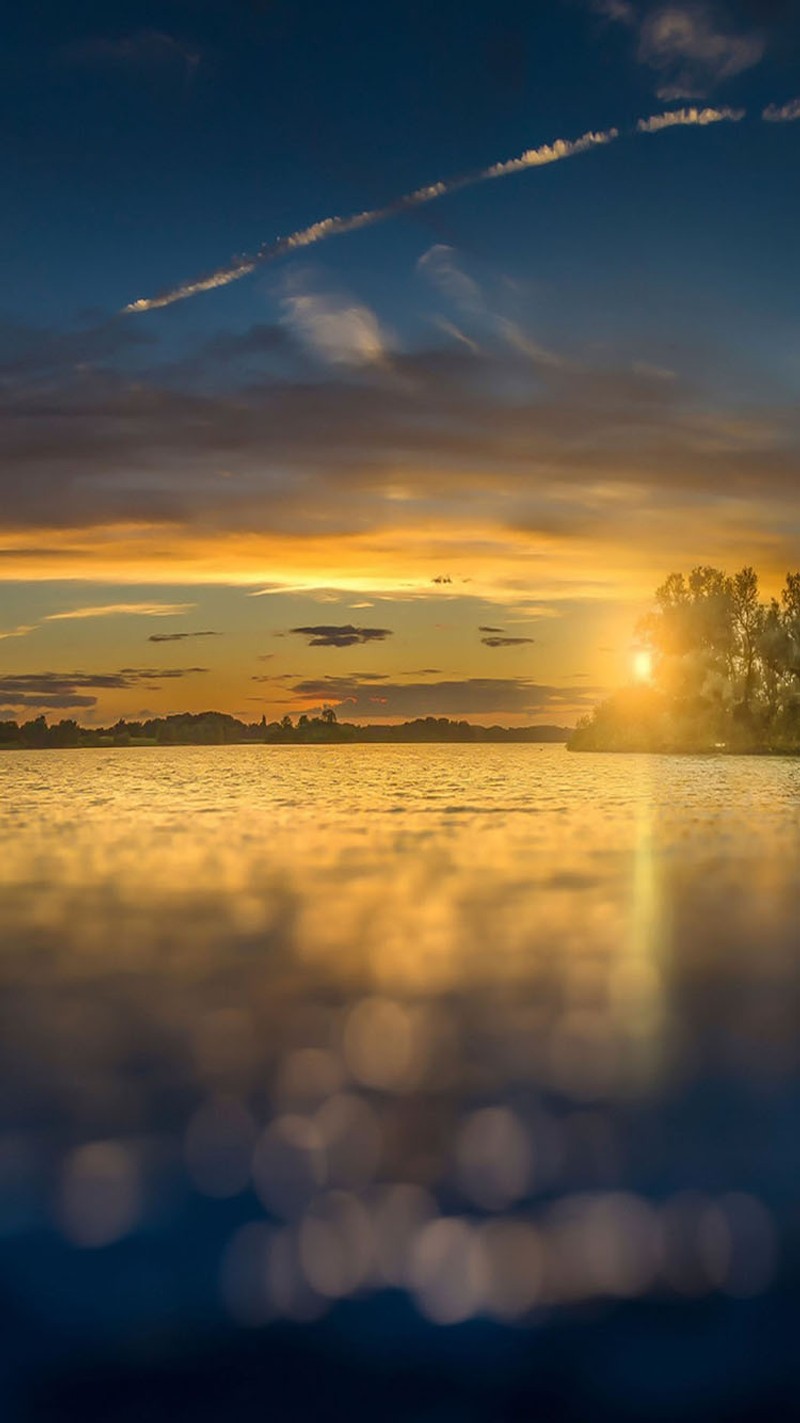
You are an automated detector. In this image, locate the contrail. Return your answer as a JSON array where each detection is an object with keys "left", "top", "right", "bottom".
[
  {"left": 122, "top": 128, "right": 618, "bottom": 313},
  {"left": 122, "top": 104, "right": 756, "bottom": 315},
  {"left": 636, "top": 105, "right": 744, "bottom": 133},
  {"left": 763, "top": 98, "right": 800, "bottom": 123}
]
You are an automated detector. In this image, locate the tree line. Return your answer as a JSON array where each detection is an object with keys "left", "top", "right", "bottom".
[
  {"left": 570, "top": 567, "right": 800, "bottom": 752},
  {"left": 0, "top": 709, "right": 569, "bottom": 749}
]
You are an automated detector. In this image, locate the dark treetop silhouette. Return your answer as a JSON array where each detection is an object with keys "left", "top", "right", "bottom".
[{"left": 0, "top": 711, "right": 569, "bottom": 750}]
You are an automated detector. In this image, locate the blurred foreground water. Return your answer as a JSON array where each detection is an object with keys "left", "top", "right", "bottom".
[{"left": 0, "top": 746, "right": 799, "bottom": 1420}]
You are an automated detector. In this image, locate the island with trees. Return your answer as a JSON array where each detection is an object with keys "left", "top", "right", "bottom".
[
  {"left": 569, "top": 566, "right": 800, "bottom": 754},
  {"left": 0, "top": 710, "right": 569, "bottom": 751}
]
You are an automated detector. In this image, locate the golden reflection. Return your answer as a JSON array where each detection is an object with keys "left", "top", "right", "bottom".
[{"left": 0, "top": 745, "right": 794, "bottom": 1329}]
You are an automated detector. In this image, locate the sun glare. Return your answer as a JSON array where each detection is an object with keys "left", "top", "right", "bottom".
[{"left": 633, "top": 649, "right": 653, "bottom": 684}]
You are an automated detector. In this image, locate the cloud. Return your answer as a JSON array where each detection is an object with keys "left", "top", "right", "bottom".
[
  {"left": 122, "top": 128, "right": 618, "bottom": 313},
  {"left": 3, "top": 694, "right": 99, "bottom": 712},
  {"left": 280, "top": 280, "right": 387, "bottom": 367},
  {"left": 593, "top": 0, "right": 636, "bottom": 19},
  {"left": 637, "top": 105, "right": 745, "bottom": 131},
  {"left": 0, "top": 318, "right": 155, "bottom": 383},
  {"left": 116, "top": 667, "right": 207, "bottom": 679},
  {"left": 1, "top": 311, "right": 798, "bottom": 593},
  {"left": 763, "top": 98, "right": 800, "bottom": 122},
  {"left": 415, "top": 247, "right": 566, "bottom": 369},
  {"left": 432, "top": 319, "right": 481, "bottom": 353},
  {"left": 479, "top": 625, "right": 505, "bottom": 633},
  {"left": 290, "top": 625, "right": 394, "bottom": 648},
  {"left": 417, "top": 246, "right": 483, "bottom": 311},
  {"left": 639, "top": 7, "right": 764, "bottom": 99},
  {"left": 287, "top": 676, "right": 596, "bottom": 719},
  {"left": 147, "top": 630, "right": 220, "bottom": 643},
  {"left": 62, "top": 30, "right": 200, "bottom": 76},
  {"left": 200, "top": 324, "right": 293, "bottom": 367},
  {"left": 44, "top": 603, "right": 195, "bottom": 621},
  {"left": 0, "top": 625, "right": 35, "bottom": 641},
  {"left": 598, "top": 3, "right": 765, "bottom": 99},
  {"left": 0, "top": 667, "right": 206, "bottom": 710},
  {"left": 106, "top": 41, "right": 787, "bottom": 322},
  {"left": 483, "top": 635, "right": 535, "bottom": 651}
]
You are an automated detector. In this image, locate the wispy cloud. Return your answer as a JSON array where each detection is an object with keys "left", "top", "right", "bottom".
[
  {"left": 147, "top": 630, "right": 220, "bottom": 643},
  {"left": 593, "top": 1, "right": 636, "bottom": 22},
  {"left": 417, "top": 246, "right": 563, "bottom": 367},
  {"left": 639, "top": 7, "right": 764, "bottom": 100},
  {"left": 597, "top": 3, "right": 765, "bottom": 100},
  {"left": 44, "top": 602, "right": 195, "bottom": 622},
  {"left": 637, "top": 105, "right": 745, "bottom": 132},
  {"left": 116, "top": 667, "right": 207, "bottom": 679},
  {"left": 122, "top": 128, "right": 618, "bottom": 313},
  {"left": 280, "top": 278, "right": 387, "bottom": 367},
  {"left": 417, "top": 245, "right": 483, "bottom": 311},
  {"left": 763, "top": 98, "right": 800, "bottom": 123},
  {"left": 62, "top": 29, "right": 200, "bottom": 78},
  {"left": 0, "top": 624, "right": 35, "bottom": 641}
]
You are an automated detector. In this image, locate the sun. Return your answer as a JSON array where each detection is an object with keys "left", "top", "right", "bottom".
[{"left": 633, "top": 648, "right": 654, "bottom": 684}]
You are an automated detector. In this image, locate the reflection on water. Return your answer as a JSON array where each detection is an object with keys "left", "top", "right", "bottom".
[{"left": 0, "top": 747, "right": 798, "bottom": 1418}]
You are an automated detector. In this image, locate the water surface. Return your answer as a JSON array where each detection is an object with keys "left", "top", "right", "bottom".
[{"left": 1, "top": 746, "right": 798, "bottom": 1418}]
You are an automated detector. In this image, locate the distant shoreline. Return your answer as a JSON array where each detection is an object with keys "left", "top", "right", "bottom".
[{"left": 0, "top": 714, "right": 571, "bottom": 750}]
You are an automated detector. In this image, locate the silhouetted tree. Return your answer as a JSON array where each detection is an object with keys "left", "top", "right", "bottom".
[
  {"left": 20, "top": 716, "right": 48, "bottom": 748},
  {"left": 572, "top": 564, "right": 800, "bottom": 752},
  {"left": 0, "top": 720, "right": 21, "bottom": 746}
]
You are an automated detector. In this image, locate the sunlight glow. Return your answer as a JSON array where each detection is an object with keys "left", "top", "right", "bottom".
[{"left": 633, "top": 649, "right": 653, "bottom": 684}]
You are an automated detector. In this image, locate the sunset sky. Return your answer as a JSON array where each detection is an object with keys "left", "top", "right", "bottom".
[{"left": 2, "top": 0, "right": 799, "bottom": 725}]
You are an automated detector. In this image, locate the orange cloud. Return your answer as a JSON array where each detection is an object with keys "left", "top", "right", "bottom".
[{"left": 0, "top": 510, "right": 792, "bottom": 609}]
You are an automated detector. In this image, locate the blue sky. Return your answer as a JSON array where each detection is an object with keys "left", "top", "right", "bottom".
[{"left": 1, "top": 0, "right": 799, "bottom": 723}]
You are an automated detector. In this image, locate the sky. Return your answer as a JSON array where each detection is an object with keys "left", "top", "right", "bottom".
[{"left": 2, "top": 0, "right": 799, "bottom": 726}]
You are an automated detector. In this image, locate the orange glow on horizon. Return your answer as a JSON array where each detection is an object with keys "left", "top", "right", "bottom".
[{"left": 0, "top": 517, "right": 793, "bottom": 605}]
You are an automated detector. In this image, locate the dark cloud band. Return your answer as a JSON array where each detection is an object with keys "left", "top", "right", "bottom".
[
  {"left": 290, "top": 625, "right": 393, "bottom": 648},
  {"left": 481, "top": 636, "right": 536, "bottom": 648},
  {"left": 286, "top": 676, "right": 601, "bottom": 719},
  {"left": 0, "top": 668, "right": 206, "bottom": 710}
]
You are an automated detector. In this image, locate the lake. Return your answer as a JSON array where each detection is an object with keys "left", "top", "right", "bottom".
[{"left": 1, "top": 746, "right": 798, "bottom": 1419}]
